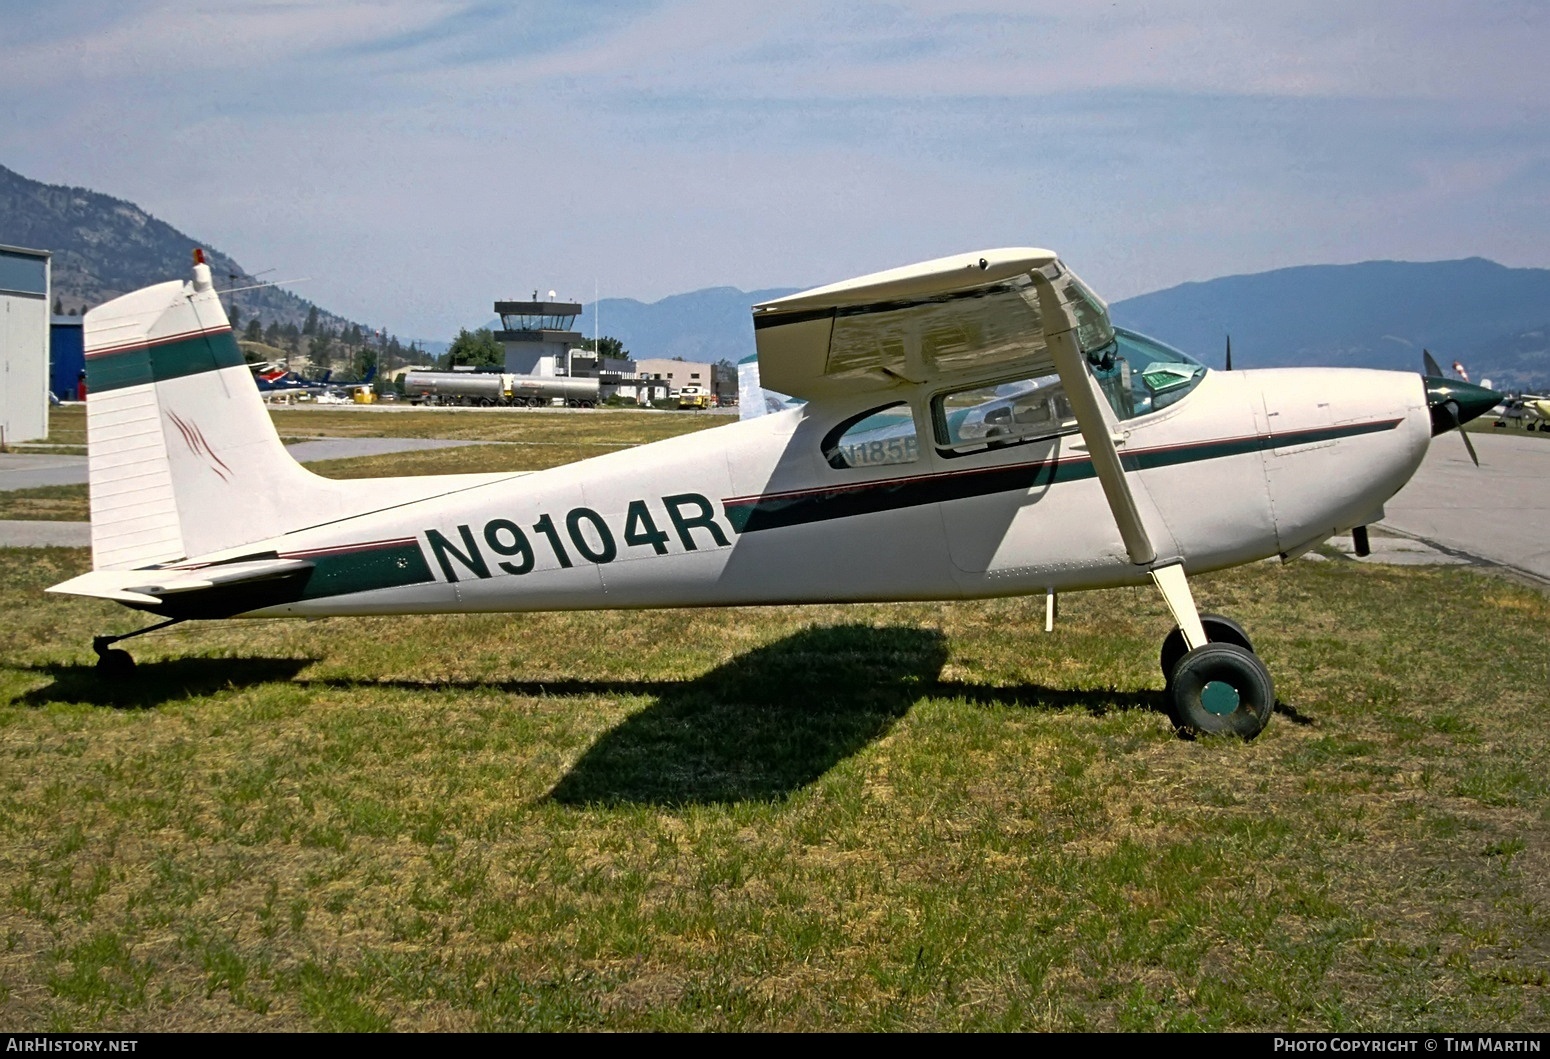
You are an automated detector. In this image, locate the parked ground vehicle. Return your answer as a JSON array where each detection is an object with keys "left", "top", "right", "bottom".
[
  {"left": 404, "top": 371, "right": 599, "bottom": 407},
  {"left": 677, "top": 386, "right": 713, "bottom": 410}
]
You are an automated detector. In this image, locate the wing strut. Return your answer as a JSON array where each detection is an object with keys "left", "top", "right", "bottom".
[
  {"left": 1032, "top": 273, "right": 1207, "bottom": 651},
  {"left": 1032, "top": 274, "right": 1155, "bottom": 566}
]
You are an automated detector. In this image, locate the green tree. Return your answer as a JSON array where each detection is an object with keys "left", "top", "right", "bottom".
[
  {"left": 580, "top": 335, "right": 628, "bottom": 360},
  {"left": 230, "top": 304, "right": 242, "bottom": 331},
  {"left": 446, "top": 328, "right": 504, "bottom": 369},
  {"left": 53, "top": 296, "right": 62, "bottom": 315},
  {"left": 245, "top": 317, "right": 263, "bottom": 342},
  {"left": 302, "top": 306, "right": 319, "bottom": 336},
  {"left": 308, "top": 331, "right": 335, "bottom": 372},
  {"left": 350, "top": 347, "right": 378, "bottom": 382}
]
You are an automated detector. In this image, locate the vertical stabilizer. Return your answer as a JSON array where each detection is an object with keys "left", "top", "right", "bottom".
[
  {"left": 736, "top": 352, "right": 802, "bottom": 421},
  {"left": 84, "top": 254, "right": 321, "bottom": 569}
]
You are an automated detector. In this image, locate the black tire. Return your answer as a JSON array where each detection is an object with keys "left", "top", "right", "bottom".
[
  {"left": 95, "top": 648, "right": 136, "bottom": 678},
  {"left": 1168, "top": 642, "right": 1274, "bottom": 739},
  {"left": 1160, "top": 613, "right": 1254, "bottom": 684}
]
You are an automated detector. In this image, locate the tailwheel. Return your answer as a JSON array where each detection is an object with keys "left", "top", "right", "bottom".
[
  {"left": 92, "top": 635, "right": 137, "bottom": 678},
  {"left": 1168, "top": 642, "right": 1274, "bottom": 740},
  {"left": 95, "top": 648, "right": 136, "bottom": 678},
  {"left": 89, "top": 618, "right": 184, "bottom": 679},
  {"left": 1160, "top": 613, "right": 1253, "bottom": 685}
]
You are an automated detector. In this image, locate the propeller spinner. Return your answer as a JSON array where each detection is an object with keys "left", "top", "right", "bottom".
[{"left": 1422, "top": 349, "right": 1498, "bottom": 466}]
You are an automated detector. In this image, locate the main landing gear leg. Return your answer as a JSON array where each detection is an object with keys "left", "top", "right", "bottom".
[
  {"left": 92, "top": 617, "right": 186, "bottom": 677},
  {"left": 1150, "top": 563, "right": 1275, "bottom": 740}
]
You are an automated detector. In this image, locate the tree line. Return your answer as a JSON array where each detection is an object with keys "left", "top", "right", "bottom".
[{"left": 233, "top": 303, "right": 420, "bottom": 383}]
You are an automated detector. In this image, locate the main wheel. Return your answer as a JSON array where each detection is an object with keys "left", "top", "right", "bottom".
[
  {"left": 1168, "top": 642, "right": 1274, "bottom": 739},
  {"left": 95, "top": 648, "right": 136, "bottom": 678},
  {"left": 1160, "top": 613, "right": 1254, "bottom": 685}
]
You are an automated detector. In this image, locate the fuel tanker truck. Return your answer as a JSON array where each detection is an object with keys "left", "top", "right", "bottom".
[{"left": 403, "top": 371, "right": 599, "bottom": 407}]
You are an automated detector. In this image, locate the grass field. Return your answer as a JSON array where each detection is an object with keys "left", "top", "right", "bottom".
[{"left": 2, "top": 409, "right": 1547, "bottom": 1031}]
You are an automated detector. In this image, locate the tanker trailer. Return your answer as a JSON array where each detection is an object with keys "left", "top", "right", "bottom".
[
  {"left": 506, "top": 375, "right": 600, "bottom": 407},
  {"left": 403, "top": 371, "right": 513, "bottom": 406}
]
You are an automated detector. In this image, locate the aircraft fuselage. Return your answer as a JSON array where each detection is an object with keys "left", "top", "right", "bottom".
[{"left": 217, "top": 366, "right": 1431, "bottom": 619}]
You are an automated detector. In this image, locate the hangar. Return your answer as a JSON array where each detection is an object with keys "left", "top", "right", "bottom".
[{"left": 1, "top": 244, "right": 51, "bottom": 445}]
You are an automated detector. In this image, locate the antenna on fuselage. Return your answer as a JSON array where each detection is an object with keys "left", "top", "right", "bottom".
[{"left": 1224, "top": 334, "right": 1233, "bottom": 371}]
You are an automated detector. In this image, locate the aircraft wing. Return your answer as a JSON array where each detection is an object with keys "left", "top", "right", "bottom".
[
  {"left": 750, "top": 248, "right": 1115, "bottom": 402},
  {"left": 754, "top": 246, "right": 1160, "bottom": 568}
]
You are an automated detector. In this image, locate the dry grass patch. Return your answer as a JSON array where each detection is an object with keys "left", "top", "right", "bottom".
[
  {"left": 0, "top": 486, "right": 89, "bottom": 522},
  {"left": 268, "top": 406, "right": 726, "bottom": 445}
]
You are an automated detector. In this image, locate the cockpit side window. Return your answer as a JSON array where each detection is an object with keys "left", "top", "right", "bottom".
[
  {"left": 1089, "top": 328, "right": 1208, "bottom": 421},
  {"left": 931, "top": 373, "right": 1078, "bottom": 457},
  {"left": 821, "top": 402, "right": 920, "bottom": 469}
]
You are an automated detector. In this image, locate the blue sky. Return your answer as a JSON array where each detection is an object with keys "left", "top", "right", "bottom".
[{"left": 3, "top": 1, "right": 1547, "bottom": 340}]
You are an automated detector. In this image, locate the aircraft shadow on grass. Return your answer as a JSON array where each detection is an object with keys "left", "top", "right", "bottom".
[
  {"left": 529, "top": 623, "right": 1173, "bottom": 807},
  {"left": 17, "top": 656, "right": 318, "bottom": 710},
  {"left": 294, "top": 623, "right": 1178, "bottom": 805},
  {"left": 17, "top": 624, "right": 1303, "bottom": 803}
]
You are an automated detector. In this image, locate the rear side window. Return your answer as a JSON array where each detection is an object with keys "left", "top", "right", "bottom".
[
  {"left": 821, "top": 402, "right": 920, "bottom": 469},
  {"left": 933, "top": 373, "right": 1077, "bottom": 455}
]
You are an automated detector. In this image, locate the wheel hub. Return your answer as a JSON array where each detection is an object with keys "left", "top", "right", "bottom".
[{"left": 1200, "top": 680, "right": 1240, "bottom": 716}]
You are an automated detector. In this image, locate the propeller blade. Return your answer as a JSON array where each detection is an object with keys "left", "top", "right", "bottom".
[
  {"left": 1423, "top": 348, "right": 1444, "bottom": 378},
  {"left": 1455, "top": 411, "right": 1481, "bottom": 466},
  {"left": 1443, "top": 399, "right": 1482, "bottom": 467},
  {"left": 1225, "top": 334, "right": 1232, "bottom": 372},
  {"left": 1460, "top": 427, "right": 1480, "bottom": 466}
]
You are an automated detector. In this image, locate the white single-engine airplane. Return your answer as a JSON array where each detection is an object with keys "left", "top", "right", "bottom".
[{"left": 51, "top": 248, "right": 1499, "bottom": 739}]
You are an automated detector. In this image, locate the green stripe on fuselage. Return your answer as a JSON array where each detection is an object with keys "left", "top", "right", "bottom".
[
  {"left": 725, "top": 419, "right": 1400, "bottom": 534},
  {"left": 87, "top": 330, "right": 245, "bottom": 392},
  {"left": 298, "top": 542, "right": 435, "bottom": 601}
]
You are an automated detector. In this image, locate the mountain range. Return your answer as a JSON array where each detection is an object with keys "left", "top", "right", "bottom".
[
  {"left": 0, "top": 163, "right": 356, "bottom": 336},
  {"left": 1111, "top": 258, "right": 1550, "bottom": 388},
  {"left": 572, "top": 260, "right": 1550, "bottom": 390},
  {"left": 5, "top": 162, "right": 1546, "bottom": 389}
]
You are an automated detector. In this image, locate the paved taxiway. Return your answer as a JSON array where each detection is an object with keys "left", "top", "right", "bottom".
[
  {"left": 0, "top": 437, "right": 479, "bottom": 491},
  {"left": 1378, "top": 430, "right": 1549, "bottom": 583},
  {"left": 0, "top": 437, "right": 480, "bottom": 548}
]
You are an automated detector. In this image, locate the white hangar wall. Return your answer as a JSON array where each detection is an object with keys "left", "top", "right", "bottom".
[{"left": 1, "top": 244, "right": 50, "bottom": 445}]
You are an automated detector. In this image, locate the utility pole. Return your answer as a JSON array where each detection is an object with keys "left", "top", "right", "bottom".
[{"left": 379, "top": 327, "right": 389, "bottom": 390}]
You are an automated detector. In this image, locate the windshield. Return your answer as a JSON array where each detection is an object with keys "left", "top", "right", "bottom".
[{"left": 1089, "top": 328, "right": 1207, "bottom": 421}]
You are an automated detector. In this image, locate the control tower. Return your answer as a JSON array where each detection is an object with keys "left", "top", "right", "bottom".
[{"left": 494, "top": 294, "right": 583, "bottom": 376}]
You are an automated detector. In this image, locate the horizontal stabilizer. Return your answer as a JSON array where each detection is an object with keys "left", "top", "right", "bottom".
[{"left": 48, "top": 557, "right": 314, "bottom": 605}]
